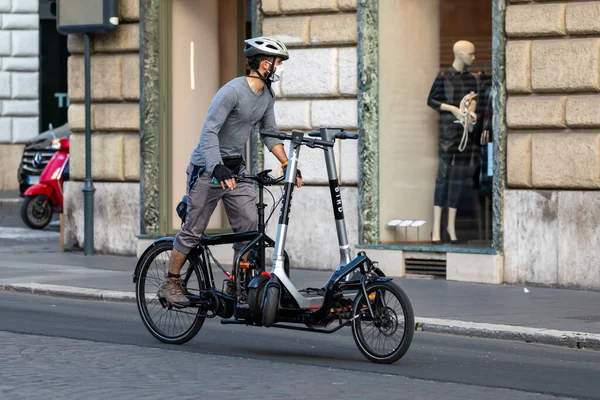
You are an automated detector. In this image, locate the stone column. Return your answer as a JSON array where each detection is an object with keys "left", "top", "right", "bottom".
[
  {"left": 0, "top": 0, "right": 39, "bottom": 191},
  {"left": 504, "top": 0, "right": 600, "bottom": 289}
]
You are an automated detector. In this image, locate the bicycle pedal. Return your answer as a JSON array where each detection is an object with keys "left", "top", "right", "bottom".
[{"left": 222, "top": 279, "right": 235, "bottom": 295}]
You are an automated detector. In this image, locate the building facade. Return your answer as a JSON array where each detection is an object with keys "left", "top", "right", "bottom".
[{"left": 64, "top": 0, "right": 600, "bottom": 289}]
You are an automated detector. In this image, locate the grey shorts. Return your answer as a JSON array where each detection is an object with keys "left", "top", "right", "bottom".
[{"left": 173, "top": 163, "right": 257, "bottom": 255}]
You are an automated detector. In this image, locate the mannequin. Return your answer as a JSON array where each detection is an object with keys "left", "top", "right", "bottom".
[{"left": 427, "top": 40, "right": 478, "bottom": 244}]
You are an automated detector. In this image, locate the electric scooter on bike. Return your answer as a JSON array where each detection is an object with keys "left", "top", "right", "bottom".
[{"left": 134, "top": 128, "right": 414, "bottom": 364}]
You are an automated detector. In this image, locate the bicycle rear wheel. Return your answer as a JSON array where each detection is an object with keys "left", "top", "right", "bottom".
[
  {"left": 351, "top": 281, "right": 414, "bottom": 364},
  {"left": 136, "top": 240, "right": 207, "bottom": 344}
]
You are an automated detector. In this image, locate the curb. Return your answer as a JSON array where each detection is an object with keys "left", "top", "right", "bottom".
[
  {"left": 0, "top": 198, "right": 21, "bottom": 206},
  {"left": 416, "top": 318, "right": 600, "bottom": 350},
  {"left": 3, "top": 282, "right": 600, "bottom": 351},
  {"left": 2, "top": 283, "right": 135, "bottom": 302}
]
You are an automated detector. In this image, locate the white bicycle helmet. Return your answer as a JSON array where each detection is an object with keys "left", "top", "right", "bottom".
[{"left": 244, "top": 36, "right": 289, "bottom": 61}]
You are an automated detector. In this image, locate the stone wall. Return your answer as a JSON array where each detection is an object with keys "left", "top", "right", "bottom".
[
  {"left": 64, "top": 0, "right": 140, "bottom": 255},
  {"left": 260, "top": 0, "right": 359, "bottom": 269},
  {"left": 0, "top": 0, "right": 39, "bottom": 191},
  {"left": 504, "top": 1, "right": 600, "bottom": 288}
]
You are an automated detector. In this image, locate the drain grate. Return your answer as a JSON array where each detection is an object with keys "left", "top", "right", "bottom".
[{"left": 405, "top": 258, "right": 446, "bottom": 278}]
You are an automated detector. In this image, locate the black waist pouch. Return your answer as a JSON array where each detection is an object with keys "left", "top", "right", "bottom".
[{"left": 222, "top": 156, "right": 245, "bottom": 175}]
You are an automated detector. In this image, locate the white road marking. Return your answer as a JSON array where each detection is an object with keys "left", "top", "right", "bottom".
[{"left": 0, "top": 227, "right": 59, "bottom": 240}]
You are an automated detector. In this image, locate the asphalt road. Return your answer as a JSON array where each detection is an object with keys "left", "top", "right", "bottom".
[{"left": 1, "top": 291, "right": 598, "bottom": 399}]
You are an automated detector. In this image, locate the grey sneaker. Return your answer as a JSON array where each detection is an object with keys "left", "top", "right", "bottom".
[{"left": 158, "top": 277, "right": 190, "bottom": 307}]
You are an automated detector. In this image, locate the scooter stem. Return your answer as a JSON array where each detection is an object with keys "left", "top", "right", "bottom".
[
  {"left": 319, "top": 128, "right": 352, "bottom": 270},
  {"left": 271, "top": 132, "right": 302, "bottom": 272}
]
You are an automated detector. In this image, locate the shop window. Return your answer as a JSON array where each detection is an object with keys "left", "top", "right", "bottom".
[{"left": 379, "top": 0, "right": 493, "bottom": 249}]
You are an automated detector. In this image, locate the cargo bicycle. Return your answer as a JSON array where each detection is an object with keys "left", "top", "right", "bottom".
[{"left": 134, "top": 128, "right": 414, "bottom": 364}]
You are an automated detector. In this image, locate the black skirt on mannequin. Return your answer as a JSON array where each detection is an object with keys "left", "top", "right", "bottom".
[{"left": 434, "top": 117, "right": 469, "bottom": 208}]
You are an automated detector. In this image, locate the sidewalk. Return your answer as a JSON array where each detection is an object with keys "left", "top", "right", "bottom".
[{"left": 1, "top": 249, "right": 599, "bottom": 350}]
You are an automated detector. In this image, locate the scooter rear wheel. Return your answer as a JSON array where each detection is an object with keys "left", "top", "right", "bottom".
[
  {"left": 351, "top": 281, "right": 414, "bottom": 364},
  {"left": 21, "top": 195, "right": 53, "bottom": 230}
]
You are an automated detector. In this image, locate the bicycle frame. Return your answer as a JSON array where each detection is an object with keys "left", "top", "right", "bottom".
[{"left": 134, "top": 172, "right": 281, "bottom": 293}]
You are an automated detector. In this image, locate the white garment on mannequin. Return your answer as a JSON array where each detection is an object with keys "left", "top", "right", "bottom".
[{"left": 455, "top": 91, "right": 478, "bottom": 152}]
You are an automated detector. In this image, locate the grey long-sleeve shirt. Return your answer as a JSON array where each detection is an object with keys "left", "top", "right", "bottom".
[{"left": 190, "top": 76, "right": 282, "bottom": 176}]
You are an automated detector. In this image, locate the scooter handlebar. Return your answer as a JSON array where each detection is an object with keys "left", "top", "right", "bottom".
[{"left": 260, "top": 130, "right": 334, "bottom": 148}]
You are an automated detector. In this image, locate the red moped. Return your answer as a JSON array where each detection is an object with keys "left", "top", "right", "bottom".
[{"left": 20, "top": 133, "right": 70, "bottom": 230}]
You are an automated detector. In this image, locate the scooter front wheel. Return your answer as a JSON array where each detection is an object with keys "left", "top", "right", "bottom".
[
  {"left": 20, "top": 195, "right": 53, "bottom": 230},
  {"left": 351, "top": 281, "right": 414, "bottom": 364},
  {"left": 261, "top": 285, "right": 280, "bottom": 327}
]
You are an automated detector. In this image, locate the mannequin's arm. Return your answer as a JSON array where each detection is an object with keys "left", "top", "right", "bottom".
[
  {"left": 440, "top": 103, "right": 460, "bottom": 117},
  {"left": 427, "top": 74, "right": 447, "bottom": 112},
  {"left": 427, "top": 74, "right": 461, "bottom": 116}
]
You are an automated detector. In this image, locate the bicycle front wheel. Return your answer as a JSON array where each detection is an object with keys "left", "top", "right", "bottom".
[
  {"left": 351, "top": 281, "right": 414, "bottom": 364},
  {"left": 136, "top": 240, "right": 207, "bottom": 344}
]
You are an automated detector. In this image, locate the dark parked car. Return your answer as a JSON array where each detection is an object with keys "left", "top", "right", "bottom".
[{"left": 18, "top": 123, "right": 71, "bottom": 195}]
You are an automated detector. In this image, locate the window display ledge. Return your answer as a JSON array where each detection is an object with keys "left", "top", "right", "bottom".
[{"left": 356, "top": 244, "right": 497, "bottom": 255}]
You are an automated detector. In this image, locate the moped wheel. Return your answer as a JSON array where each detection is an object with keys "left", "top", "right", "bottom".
[
  {"left": 351, "top": 281, "right": 414, "bottom": 364},
  {"left": 21, "top": 195, "right": 52, "bottom": 230},
  {"left": 261, "top": 285, "right": 280, "bottom": 327},
  {"left": 136, "top": 240, "right": 207, "bottom": 345}
]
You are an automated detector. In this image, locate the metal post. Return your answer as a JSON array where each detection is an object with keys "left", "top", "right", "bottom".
[{"left": 83, "top": 33, "right": 95, "bottom": 255}]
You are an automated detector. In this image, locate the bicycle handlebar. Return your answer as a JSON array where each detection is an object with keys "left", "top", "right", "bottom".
[
  {"left": 308, "top": 130, "right": 359, "bottom": 140},
  {"left": 232, "top": 172, "right": 285, "bottom": 187},
  {"left": 259, "top": 131, "right": 290, "bottom": 141}
]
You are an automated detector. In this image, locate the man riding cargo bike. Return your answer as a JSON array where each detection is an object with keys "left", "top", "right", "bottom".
[{"left": 135, "top": 36, "right": 415, "bottom": 365}]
